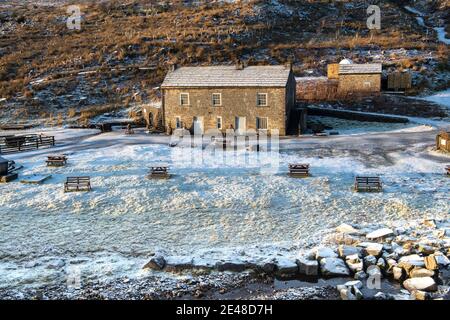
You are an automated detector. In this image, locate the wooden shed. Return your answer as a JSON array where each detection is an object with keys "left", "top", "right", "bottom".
[
  {"left": 436, "top": 131, "right": 450, "bottom": 152},
  {"left": 387, "top": 72, "right": 412, "bottom": 91}
]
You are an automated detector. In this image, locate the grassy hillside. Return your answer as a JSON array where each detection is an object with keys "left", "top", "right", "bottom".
[{"left": 0, "top": 0, "right": 448, "bottom": 124}]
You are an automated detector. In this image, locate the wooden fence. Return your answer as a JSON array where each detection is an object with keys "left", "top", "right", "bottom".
[{"left": 0, "top": 134, "right": 55, "bottom": 154}]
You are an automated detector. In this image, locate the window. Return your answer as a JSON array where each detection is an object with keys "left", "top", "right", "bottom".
[
  {"left": 175, "top": 116, "right": 182, "bottom": 129},
  {"left": 212, "top": 93, "right": 222, "bottom": 106},
  {"left": 257, "top": 93, "right": 268, "bottom": 107},
  {"left": 216, "top": 116, "right": 222, "bottom": 130},
  {"left": 180, "top": 93, "right": 190, "bottom": 106},
  {"left": 256, "top": 117, "right": 268, "bottom": 130}
]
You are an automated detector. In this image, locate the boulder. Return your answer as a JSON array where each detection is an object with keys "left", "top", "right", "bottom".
[
  {"left": 165, "top": 256, "right": 194, "bottom": 272},
  {"left": 393, "top": 266, "right": 404, "bottom": 281},
  {"left": 346, "top": 254, "right": 363, "bottom": 273},
  {"left": 338, "top": 245, "right": 360, "bottom": 258},
  {"left": 403, "top": 277, "right": 437, "bottom": 292},
  {"left": 377, "top": 258, "right": 386, "bottom": 270},
  {"left": 339, "top": 288, "right": 356, "bottom": 300},
  {"left": 296, "top": 257, "right": 319, "bottom": 276},
  {"left": 143, "top": 255, "right": 166, "bottom": 270},
  {"left": 410, "top": 267, "right": 434, "bottom": 278},
  {"left": 417, "top": 244, "right": 435, "bottom": 255},
  {"left": 336, "top": 223, "right": 360, "bottom": 235},
  {"left": 366, "top": 228, "right": 394, "bottom": 240},
  {"left": 424, "top": 255, "right": 438, "bottom": 270},
  {"left": 315, "top": 247, "right": 338, "bottom": 260},
  {"left": 216, "top": 260, "right": 247, "bottom": 272},
  {"left": 344, "top": 280, "right": 363, "bottom": 289},
  {"left": 358, "top": 242, "right": 384, "bottom": 257},
  {"left": 363, "top": 255, "right": 377, "bottom": 268},
  {"left": 399, "top": 254, "right": 425, "bottom": 265},
  {"left": 434, "top": 253, "right": 450, "bottom": 267},
  {"left": 354, "top": 270, "right": 367, "bottom": 281},
  {"left": 275, "top": 258, "right": 298, "bottom": 278},
  {"left": 320, "top": 258, "right": 350, "bottom": 277}
]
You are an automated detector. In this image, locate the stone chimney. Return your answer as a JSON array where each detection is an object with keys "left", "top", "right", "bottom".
[
  {"left": 285, "top": 61, "right": 293, "bottom": 70},
  {"left": 235, "top": 59, "right": 244, "bottom": 70},
  {"left": 169, "top": 63, "right": 177, "bottom": 72}
]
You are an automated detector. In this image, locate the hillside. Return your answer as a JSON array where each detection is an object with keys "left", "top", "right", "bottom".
[{"left": 0, "top": 0, "right": 449, "bottom": 125}]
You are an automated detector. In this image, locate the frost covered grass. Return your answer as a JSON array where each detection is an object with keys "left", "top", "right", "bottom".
[{"left": 0, "top": 125, "right": 449, "bottom": 289}]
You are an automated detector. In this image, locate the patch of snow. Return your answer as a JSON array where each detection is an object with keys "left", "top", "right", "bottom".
[{"left": 434, "top": 27, "right": 450, "bottom": 45}]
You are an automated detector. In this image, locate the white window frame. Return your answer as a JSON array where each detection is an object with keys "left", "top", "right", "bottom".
[
  {"left": 175, "top": 116, "right": 182, "bottom": 129},
  {"left": 256, "top": 117, "right": 268, "bottom": 130},
  {"left": 180, "top": 93, "right": 190, "bottom": 106},
  {"left": 257, "top": 93, "right": 268, "bottom": 107},
  {"left": 212, "top": 93, "right": 222, "bottom": 107},
  {"left": 216, "top": 116, "right": 223, "bottom": 130}
]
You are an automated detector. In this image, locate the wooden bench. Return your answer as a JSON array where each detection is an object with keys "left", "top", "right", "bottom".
[
  {"left": 64, "top": 176, "right": 91, "bottom": 192},
  {"left": 46, "top": 155, "right": 67, "bottom": 167},
  {"left": 354, "top": 176, "right": 382, "bottom": 192},
  {"left": 446, "top": 165, "right": 450, "bottom": 176},
  {"left": 148, "top": 166, "right": 169, "bottom": 179},
  {"left": 288, "top": 164, "right": 310, "bottom": 177}
]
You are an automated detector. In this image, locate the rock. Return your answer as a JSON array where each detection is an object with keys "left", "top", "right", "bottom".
[
  {"left": 333, "top": 233, "right": 359, "bottom": 245},
  {"left": 374, "top": 292, "right": 388, "bottom": 300},
  {"left": 377, "top": 258, "right": 386, "bottom": 270},
  {"left": 143, "top": 255, "right": 166, "bottom": 270},
  {"left": 165, "top": 256, "right": 193, "bottom": 273},
  {"left": 259, "top": 259, "right": 277, "bottom": 274},
  {"left": 320, "top": 258, "right": 350, "bottom": 277},
  {"left": 410, "top": 268, "right": 434, "bottom": 278},
  {"left": 296, "top": 257, "right": 319, "bottom": 276},
  {"left": 336, "top": 223, "right": 360, "bottom": 234},
  {"left": 353, "top": 286, "right": 364, "bottom": 300},
  {"left": 216, "top": 260, "right": 247, "bottom": 272},
  {"left": 275, "top": 258, "right": 298, "bottom": 277},
  {"left": 386, "top": 259, "right": 397, "bottom": 275},
  {"left": 398, "top": 254, "right": 425, "bottom": 269},
  {"left": 354, "top": 270, "right": 367, "bottom": 281},
  {"left": 423, "top": 219, "right": 436, "bottom": 228},
  {"left": 346, "top": 254, "right": 363, "bottom": 273},
  {"left": 366, "top": 228, "right": 394, "bottom": 240},
  {"left": 338, "top": 245, "right": 360, "bottom": 258},
  {"left": 364, "top": 255, "right": 377, "bottom": 268},
  {"left": 344, "top": 280, "right": 363, "bottom": 289},
  {"left": 411, "top": 290, "right": 429, "bottom": 300},
  {"left": 315, "top": 247, "right": 338, "bottom": 260},
  {"left": 358, "top": 242, "right": 384, "bottom": 257},
  {"left": 339, "top": 288, "right": 356, "bottom": 300},
  {"left": 434, "top": 253, "right": 450, "bottom": 267},
  {"left": 417, "top": 244, "right": 435, "bottom": 255},
  {"left": 403, "top": 277, "right": 437, "bottom": 292},
  {"left": 424, "top": 255, "right": 438, "bottom": 270},
  {"left": 393, "top": 266, "right": 405, "bottom": 281},
  {"left": 394, "top": 227, "right": 406, "bottom": 235}
]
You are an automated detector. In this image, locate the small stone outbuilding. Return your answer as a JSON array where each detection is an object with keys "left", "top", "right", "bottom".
[{"left": 436, "top": 131, "right": 450, "bottom": 152}]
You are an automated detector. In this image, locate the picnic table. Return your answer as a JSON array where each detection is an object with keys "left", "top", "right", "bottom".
[
  {"left": 64, "top": 176, "right": 91, "bottom": 192},
  {"left": 288, "top": 164, "right": 310, "bottom": 177},
  {"left": 148, "top": 166, "right": 169, "bottom": 179},
  {"left": 354, "top": 176, "right": 382, "bottom": 192},
  {"left": 46, "top": 155, "right": 68, "bottom": 167}
]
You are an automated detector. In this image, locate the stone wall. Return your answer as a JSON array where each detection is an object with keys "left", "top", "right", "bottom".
[
  {"left": 338, "top": 74, "right": 381, "bottom": 95},
  {"left": 163, "top": 86, "right": 291, "bottom": 136}
]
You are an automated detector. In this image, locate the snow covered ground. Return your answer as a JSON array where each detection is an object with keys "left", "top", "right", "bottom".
[
  {"left": 0, "top": 120, "right": 449, "bottom": 290},
  {"left": 421, "top": 88, "right": 450, "bottom": 109}
]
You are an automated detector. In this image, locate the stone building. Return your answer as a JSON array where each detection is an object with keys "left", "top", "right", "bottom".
[
  {"left": 159, "top": 64, "right": 296, "bottom": 136},
  {"left": 436, "top": 131, "right": 450, "bottom": 152},
  {"left": 297, "top": 59, "right": 382, "bottom": 101}
]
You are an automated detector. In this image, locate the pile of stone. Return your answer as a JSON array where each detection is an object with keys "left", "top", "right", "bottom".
[{"left": 143, "top": 218, "right": 450, "bottom": 300}]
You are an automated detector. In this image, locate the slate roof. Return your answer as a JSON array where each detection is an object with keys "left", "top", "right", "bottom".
[
  {"left": 338, "top": 64, "right": 382, "bottom": 75},
  {"left": 161, "top": 65, "right": 291, "bottom": 88}
]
